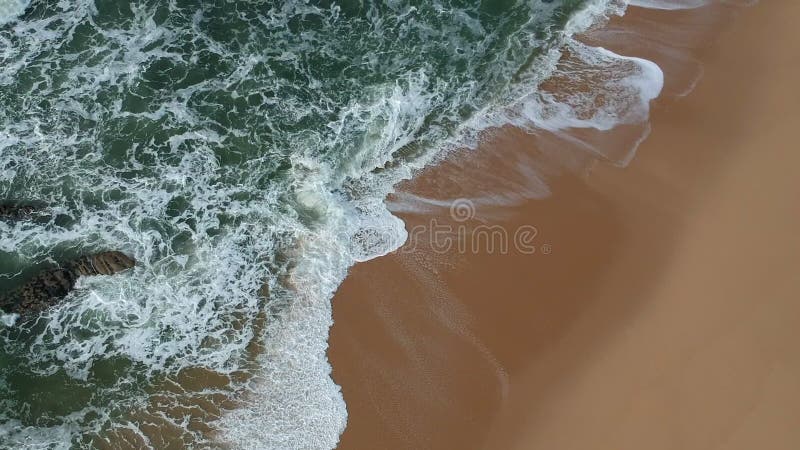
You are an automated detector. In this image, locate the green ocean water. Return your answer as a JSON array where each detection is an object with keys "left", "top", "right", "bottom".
[{"left": 0, "top": 0, "right": 602, "bottom": 448}]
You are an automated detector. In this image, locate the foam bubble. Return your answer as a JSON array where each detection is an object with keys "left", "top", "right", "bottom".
[
  {"left": 628, "top": 0, "right": 711, "bottom": 9},
  {"left": 0, "top": 0, "right": 27, "bottom": 26},
  {"left": 0, "top": 313, "right": 17, "bottom": 327}
]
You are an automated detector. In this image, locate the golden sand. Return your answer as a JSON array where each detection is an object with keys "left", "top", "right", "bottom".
[{"left": 329, "top": 2, "right": 800, "bottom": 449}]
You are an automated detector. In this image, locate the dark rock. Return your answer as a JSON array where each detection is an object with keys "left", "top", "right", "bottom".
[
  {"left": 69, "top": 251, "right": 136, "bottom": 276},
  {"left": 0, "top": 204, "right": 39, "bottom": 221},
  {"left": 0, "top": 251, "right": 136, "bottom": 318}
]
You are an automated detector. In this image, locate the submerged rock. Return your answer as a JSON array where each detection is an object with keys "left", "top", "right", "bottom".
[
  {"left": 0, "top": 203, "right": 39, "bottom": 221},
  {"left": 258, "top": 283, "right": 269, "bottom": 299},
  {"left": 0, "top": 251, "right": 136, "bottom": 318},
  {"left": 68, "top": 251, "right": 136, "bottom": 277}
]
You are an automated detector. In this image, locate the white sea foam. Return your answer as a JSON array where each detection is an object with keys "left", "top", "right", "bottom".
[
  {"left": 0, "top": 313, "right": 17, "bottom": 327},
  {"left": 518, "top": 44, "right": 664, "bottom": 132},
  {"left": 0, "top": 0, "right": 27, "bottom": 26},
  {"left": 0, "top": 406, "right": 113, "bottom": 450},
  {"left": 628, "top": 0, "right": 758, "bottom": 10},
  {"left": 0, "top": 420, "right": 75, "bottom": 450},
  {"left": 628, "top": 0, "right": 711, "bottom": 9}
]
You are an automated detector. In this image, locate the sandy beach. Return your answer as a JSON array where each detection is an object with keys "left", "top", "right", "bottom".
[{"left": 328, "top": 1, "right": 800, "bottom": 449}]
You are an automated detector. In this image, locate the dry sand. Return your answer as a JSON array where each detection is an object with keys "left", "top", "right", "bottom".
[{"left": 329, "top": 1, "right": 800, "bottom": 449}]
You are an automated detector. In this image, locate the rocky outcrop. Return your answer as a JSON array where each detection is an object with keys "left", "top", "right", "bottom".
[
  {"left": 0, "top": 204, "right": 39, "bottom": 221},
  {"left": 0, "top": 251, "right": 136, "bottom": 318}
]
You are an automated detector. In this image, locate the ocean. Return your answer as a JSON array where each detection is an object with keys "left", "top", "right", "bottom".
[{"left": 0, "top": 0, "right": 671, "bottom": 448}]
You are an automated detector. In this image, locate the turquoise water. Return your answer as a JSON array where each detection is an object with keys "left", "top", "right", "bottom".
[{"left": 0, "top": 0, "right": 635, "bottom": 448}]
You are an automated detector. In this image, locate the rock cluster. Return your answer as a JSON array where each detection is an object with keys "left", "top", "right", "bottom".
[
  {"left": 1, "top": 203, "right": 136, "bottom": 319},
  {"left": 0, "top": 204, "right": 38, "bottom": 221},
  {"left": 0, "top": 252, "right": 136, "bottom": 318}
]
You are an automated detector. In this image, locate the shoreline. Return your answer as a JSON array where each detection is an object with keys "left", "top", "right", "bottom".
[{"left": 329, "top": 1, "right": 800, "bottom": 449}]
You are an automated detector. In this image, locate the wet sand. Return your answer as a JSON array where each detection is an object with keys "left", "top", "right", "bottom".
[{"left": 329, "top": 1, "right": 800, "bottom": 450}]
